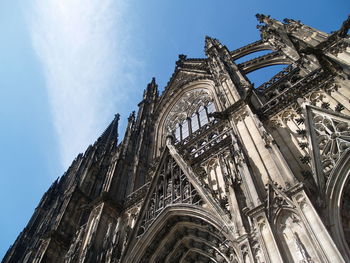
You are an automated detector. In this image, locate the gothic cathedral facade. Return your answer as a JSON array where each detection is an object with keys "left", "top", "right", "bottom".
[{"left": 3, "top": 15, "right": 350, "bottom": 263}]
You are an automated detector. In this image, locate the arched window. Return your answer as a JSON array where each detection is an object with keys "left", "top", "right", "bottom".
[{"left": 165, "top": 89, "right": 216, "bottom": 142}]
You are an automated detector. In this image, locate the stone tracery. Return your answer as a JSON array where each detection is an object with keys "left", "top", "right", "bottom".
[
  {"left": 165, "top": 89, "right": 216, "bottom": 141},
  {"left": 313, "top": 114, "right": 350, "bottom": 175},
  {"left": 306, "top": 106, "right": 350, "bottom": 178}
]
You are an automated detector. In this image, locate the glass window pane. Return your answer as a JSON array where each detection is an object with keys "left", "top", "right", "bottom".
[
  {"left": 206, "top": 102, "right": 215, "bottom": 121},
  {"left": 191, "top": 114, "right": 199, "bottom": 132},
  {"left": 182, "top": 121, "right": 189, "bottom": 138},
  {"left": 174, "top": 124, "right": 181, "bottom": 141},
  {"left": 199, "top": 107, "right": 207, "bottom": 126},
  {"left": 207, "top": 102, "right": 215, "bottom": 113}
]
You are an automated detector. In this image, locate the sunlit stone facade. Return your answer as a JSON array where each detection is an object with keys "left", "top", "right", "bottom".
[{"left": 3, "top": 14, "right": 350, "bottom": 263}]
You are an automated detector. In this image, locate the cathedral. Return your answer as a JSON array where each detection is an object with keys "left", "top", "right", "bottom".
[{"left": 3, "top": 14, "right": 350, "bottom": 263}]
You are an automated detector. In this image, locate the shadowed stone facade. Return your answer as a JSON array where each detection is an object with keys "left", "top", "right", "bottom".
[{"left": 3, "top": 14, "right": 350, "bottom": 263}]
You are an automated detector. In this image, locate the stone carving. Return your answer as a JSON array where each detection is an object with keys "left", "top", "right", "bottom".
[
  {"left": 232, "top": 107, "right": 249, "bottom": 123},
  {"left": 283, "top": 18, "right": 303, "bottom": 33},
  {"left": 137, "top": 154, "right": 202, "bottom": 238},
  {"left": 293, "top": 232, "right": 314, "bottom": 263},
  {"left": 251, "top": 241, "right": 265, "bottom": 263},
  {"left": 307, "top": 106, "right": 350, "bottom": 177},
  {"left": 265, "top": 181, "right": 295, "bottom": 221},
  {"left": 259, "top": 69, "right": 334, "bottom": 120},
  {"left": 165, "top": 89, "right": 213, "bottom": 132},
  {"left": 276, "top": 210, "right": 319, "bottom": 262}
]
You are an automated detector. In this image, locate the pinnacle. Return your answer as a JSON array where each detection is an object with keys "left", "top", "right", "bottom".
[
  {"left": 204, "top": 35, "right": 215, "bottom": 52},
  {"left": 256, "top": 13, "right": 270, "bottom": 23},
  {"left": 204, "top": 35, "right": 223, "bottom": 54},
  {"left": 149, "top": 77, "right": 157, "bottom": 88},
  {"left": 128, "top": 111, "right": 136, "bottom": 122},
  {"left": 205, "top": 35, "right": 213, "bottom": 41},
  {"left": 97, "top": 114, "right": 120, "bottom": 149}
]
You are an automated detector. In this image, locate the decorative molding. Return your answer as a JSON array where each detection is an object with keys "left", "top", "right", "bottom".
[
  {"left": 305, "top": 105, "right": 350, "bottom": 192},
  {"left": 164, "top": 89, "right": 213, "bottom": 132}
]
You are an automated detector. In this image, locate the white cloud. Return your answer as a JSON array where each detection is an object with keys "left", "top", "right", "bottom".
[{"left": 28, "top": 0, "right": 139, "bottom": 169}]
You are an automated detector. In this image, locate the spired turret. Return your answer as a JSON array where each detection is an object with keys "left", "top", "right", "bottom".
[{"left": 3, "top": 15, "right": 350, "bottom": 263}]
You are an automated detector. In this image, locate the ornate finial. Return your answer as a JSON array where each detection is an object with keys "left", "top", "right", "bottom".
[
  {"left": 178, "top": 54, "right": 187, "bottom": 60},
  {"left": 176, "top": 54, "right": 187, "bottom": 67},
  {"left": 151, "top": 77, "right": 156, "bottom": 84},
  {"left": 128, "top": 111, "right": 135, "bottom": 122},
  {"left": 338, "top": 14, "right": 350, "bottom": 38},
  {"left": 205, "top": 35, "right": 214, "bottom": 51},
  {"left": 205, "top": 35, "right": 223, "bottom": 54},
  {"left": 256, "top": 13, "right": 270, "bottom": 23},
  {"left": 147, "top": 77, "right": 157, "bottom": 89},
  {"left": 145, "top": 77, "right": 158, "bottom": 98}
]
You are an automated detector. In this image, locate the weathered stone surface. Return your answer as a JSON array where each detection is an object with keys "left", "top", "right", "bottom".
[{"left": 3, "top": 15, "right": 350, "bottom": 263}]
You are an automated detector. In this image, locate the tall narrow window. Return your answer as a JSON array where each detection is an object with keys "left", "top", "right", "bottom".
[
  {"left": 174, "top": 123, "right": 181, "bottom": 141},
  {"left": 191, "top": 114, "right": 199, "bottom": 132},
  {"left": 198, "top": 106, "right": 208, "bottom": 127},
  {"left": 181, "top": 120, "right": 189, "bottom": 139},
  {"left": 206, "top": 102, "right": 215, "bottom": 121}
]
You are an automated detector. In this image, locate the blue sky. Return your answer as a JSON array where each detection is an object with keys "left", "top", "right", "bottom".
[{"left": 0, "top": 0, "right": 348, "bottom": 258}]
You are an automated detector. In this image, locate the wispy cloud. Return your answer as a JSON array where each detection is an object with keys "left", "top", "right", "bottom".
[{"left": 27, "top": 0, "right": 140, "bottom": 169}]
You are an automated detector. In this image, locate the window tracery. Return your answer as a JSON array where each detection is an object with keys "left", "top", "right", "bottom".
[
  {"left": 313, "top": 113, "right": 350, "bottom": 176},
  {"left": 165, "top": 89, "right": 216, "bottom": 141},
  {"left": 306, "top": 106, "right": 350, "bottom": 178}
]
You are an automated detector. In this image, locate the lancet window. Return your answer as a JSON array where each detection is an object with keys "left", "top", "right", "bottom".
[{"left": 165, "top": 89, "right": 216, "bottom": 142}]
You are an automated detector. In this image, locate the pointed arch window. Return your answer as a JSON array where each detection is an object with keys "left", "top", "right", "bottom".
[
  {"left": 172, "top": 102, "right": 215, "bottom": 140},
  {"left": 165, "top": 89, "right": 216, "bottom": 142}
]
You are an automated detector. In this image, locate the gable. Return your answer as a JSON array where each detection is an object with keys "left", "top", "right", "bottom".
[{"left": 305, "top": 104, "right": 350, "bottom": 192}]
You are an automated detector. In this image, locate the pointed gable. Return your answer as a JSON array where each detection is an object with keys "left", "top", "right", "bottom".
[
  {"left": 135, "top": 148, "right": 203, "bottom": 237},
  {"left": 155, "top": 55, "right": 212, "bottom": 112},
  {"left": 305, "top": 105, "right": 350, "bottom": 191}
]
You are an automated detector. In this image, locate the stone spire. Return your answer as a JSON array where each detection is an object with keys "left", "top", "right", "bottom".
[
  {"left": 97, "top": 113, "right": 120, "bottom": 151},
  {"left": 143, "top": 77, "right": 158, "bottom": 100}
]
